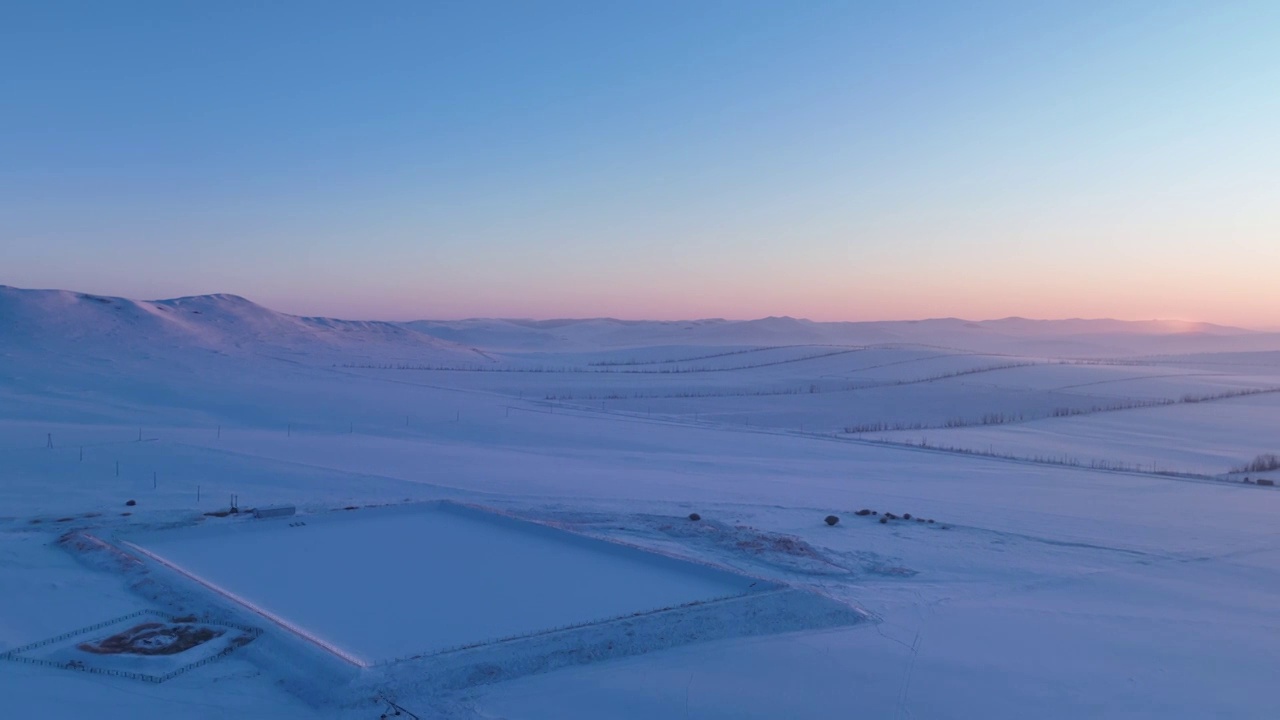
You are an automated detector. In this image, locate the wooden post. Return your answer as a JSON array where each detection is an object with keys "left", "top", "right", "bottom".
[
  {"left": 47, "top": 433, "right": 53, "bottom": 449},
  {"left": 79, "top": 446, "right": 83, "bottom": 461},
  {"left": 152, "top": 471, "right": 157, "bottom": 489},
  {"left": 115, "top": 461, "right": 119, "bottom": 477}
]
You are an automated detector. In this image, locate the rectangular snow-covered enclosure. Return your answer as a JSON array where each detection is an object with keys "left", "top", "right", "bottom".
[{"left": 124, "top": 503, "right": 770, "bottom": 666}]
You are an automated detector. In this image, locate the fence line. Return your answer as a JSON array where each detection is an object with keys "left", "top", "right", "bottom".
[
  {"left": 0, "top": 610, "right": 150, "bottom": 659},
  {"left": 341, "top": 347, "right": 868, "bottom": 375},
  {"left": 4, "top": 654, "right": 166, "bottom": 683},
  {"left": 0, "top": 610, "right": 261, "bottom": 683}
]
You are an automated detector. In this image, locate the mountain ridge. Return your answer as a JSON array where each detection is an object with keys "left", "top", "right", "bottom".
[{"left": 2, "top": 284, "right": 1273, "bottom": 357}]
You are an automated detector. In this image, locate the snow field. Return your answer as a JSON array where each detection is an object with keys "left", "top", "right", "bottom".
[
  {"left": 126, "top": 503, "right": 771, "bottom": 666},
  {"left": 869, "top": 391, "right": 1280, "bottom": 475},
  {"left": 5, "top": 289, "right": 1280, "bottom": 718}
]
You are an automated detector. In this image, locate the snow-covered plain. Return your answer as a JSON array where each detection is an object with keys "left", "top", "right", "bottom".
[
  {"left": 2, "top": 285, "right": 1279, "bottom": 719},
  {"left": 127, "top": 503, "right": 768, "bottom": 666}
]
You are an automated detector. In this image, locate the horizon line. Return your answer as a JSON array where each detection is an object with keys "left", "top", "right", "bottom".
[{"left": 3, "top": 283, "right": 1275, "bottom": 333}]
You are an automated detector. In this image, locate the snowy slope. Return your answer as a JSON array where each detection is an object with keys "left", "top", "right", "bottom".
[
  {"left": 0, "top": 285, "right": 485, "bottom": 366},
  {"left": 2, "top": 284, "right": 1278, "bottom": 720},
  {"left": 409, "top": 314, "right": 1280, "bottom": 356},
  {"left": 6, "top": 284, "right": 1276, "bottom": 364},
  {"left": 0, "top": 286, "right": 497, "bottom": 426}
]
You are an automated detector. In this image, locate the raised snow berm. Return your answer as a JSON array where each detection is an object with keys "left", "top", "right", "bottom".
[{"left": 122, "top": 502, "right": 792, "bottom": 667}]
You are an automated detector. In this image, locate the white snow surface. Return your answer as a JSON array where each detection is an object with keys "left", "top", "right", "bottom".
[
  {"left": 127, "top": 503, "right": 762, "bottom": 666},
  {"left": 1, "top": 285, "right": 1279, "bottom": 719}
]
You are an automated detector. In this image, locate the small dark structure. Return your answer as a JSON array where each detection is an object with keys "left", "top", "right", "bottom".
[
  {"left": 902, "top": 513, "right": 912, "bottom": 520},
  {"left": 884, "top": 512, "right": 898, "bottom": 520},
  {"left": 688, "top": 513, "right": 701, "bottom": 522},
  {"left": 1258, "top": 478, "right": 1276, "bottom": 487},
  {"left": 125, "top": 499, "right": 136, "bottom": 507},
  {"left": 879, "top": 517, "right": 888, "bottom": 524},
  {"left": 253, "top": 504, "right": 296, "bottom": 519},
  {"left": 824, "top": 515, "right": 840, "bottom": 526},
  {"left": 855, "top": 509, "right": 872, "bottom": 516}
]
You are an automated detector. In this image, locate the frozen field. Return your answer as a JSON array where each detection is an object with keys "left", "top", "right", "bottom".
[
  {"left": 869, "top": 391, "right": 1280, "bottom": 474},
  {"left": 126, "top": 503, "right": 763, "bottom": 665},
  {"left": 2, "top": 288, "right": 1279, "bottom": 719}
]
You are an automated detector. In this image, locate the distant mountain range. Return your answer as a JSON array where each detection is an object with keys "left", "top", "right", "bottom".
[
  {"left": 405, "top": 315, "right": 1267, "bottom": 355},
  {"left": 3, "top": 284, "right": 1278, "bottom": 359}
]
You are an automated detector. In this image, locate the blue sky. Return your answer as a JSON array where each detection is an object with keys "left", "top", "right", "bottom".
[{"left": 3, "top": 1, "right": 1278, "bottom": 325}]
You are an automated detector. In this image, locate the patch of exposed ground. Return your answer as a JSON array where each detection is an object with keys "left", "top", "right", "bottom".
[{"left": 78, "top": 622, "right": 223, "bottom": 656}]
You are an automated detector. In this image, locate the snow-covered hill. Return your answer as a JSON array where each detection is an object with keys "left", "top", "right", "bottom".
[
  {"left": 0, "top": 285, "right": 495, "bottom": 427},
  {"left": 7, "top": 285, "right": 1275, "bottom": 363},
  {"left": 0, "top": 285, "right": 486, "bottom": 366},
  {"left": 2, "top": 283, "right": 1279, "bottom": 720},
  {"left": 409, "top": 314, "right": 1279, "bottom": 356}
]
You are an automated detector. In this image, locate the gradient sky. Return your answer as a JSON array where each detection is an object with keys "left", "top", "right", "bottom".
[{"left": 3, "top": 1, "right": 1278, "bottom": 327}]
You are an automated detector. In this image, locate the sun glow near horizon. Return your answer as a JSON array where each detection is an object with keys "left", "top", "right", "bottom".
[{"left": 2, "top": 1, "right": 1278, "bottom": 330}]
